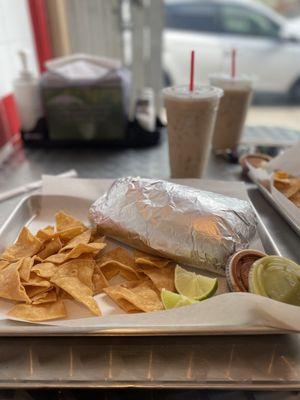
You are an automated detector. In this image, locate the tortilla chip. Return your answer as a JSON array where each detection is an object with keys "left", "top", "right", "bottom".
[
  {"left": 104, "top": 280, "right": 163, "bottom": 312},
  {"left": 32, "top": 255, "right": 43, "bottom": 264},
  {"left": 64, "top": 242, "right": 105, "bottom": 259},
  {"left": 98, "top": 247, "right": 139, "bottom": 280},
  {"left": 273, "top": 171, "right": 300, "bottom": 207},
  {"left": 36, "top": 226, "right": 55, "bottom": 243},
  {"left": 92, "top": 267, "right": 109, "bottom": 294},
  {"left": 37, "top": 237, "right": 62, "bottom": 259},
  {"left": 138, "top": 265, "right": 175, "bottom": 292},
  {"left": 52, "top": 259, "right": 95, "bottom": 290},
  {"left": 273, "top": 171, "right": 300, "bottom": 198},
  {"left": 284, "top": 182, "right": 300, "bottom": 198},
  {"left": 51, "top": 259, "right": 100, "bottom": 315},
  {"left": 0, "top": 214, "right": 110, "bottom": 320},
  {"left": 26, "top": 285, "right": 52, "bottom": 299},
  {"left": 45, "top": 242, "right": 106, "bottom": 264},
  {"left": 100, "top": 261, "right": 140, "bottom": 281},
  {"left": 57, "top": 226, "right": 87, "bottom": 243},
  {"left": 0, "top": 260, "right": 9, "bottom": 271},
  {"left": 0, "top": 227, "right": 42, "bottom": 261},
  {"left": 44, "top": 253, "right": 68, "bottom": 264},
  {"left": 99, "top": 247, "right": 135, "bottom": 268},
  {"left": 275, "top": 179, "right": 299, "bottom": 197},
  {"left": 31, "top": 262, "right": 58, "bottom": 279},
  {"left": 91, "top": 236, "right": 106, "bottom": 244},
  {"left": 273, "top": 171, "right": 291, "bottom": 182},
  {"left": 23, "top": 273, "right": 52, "bottom": 288},
  {"left": 0, "top": 261, "right": 30, "bottom": 302},
  {"left": 57, "top": 289, "right": 73, "bottom": 300},
  {"left": 114, "top": 298, "right": 140, "bottom": 313},
  {"left": 55, "top": 211, "right": 86, "bottom": 232},
  {"left": 31, "top": 289, "right": 57, "bottom": 305},
  {"left": 290, "top": 191, "right": 300, "bottom": 207},
  {"left": 59, "top": 229, "right": 91, "bottom": 252},
  {"left": 19, "top": 257, "right": 34, "bottom": 282},
  {"left": 24, "top": 272, "right": 52, "bottom": 299},
  {"left": 51, "top": 276, "right": 101, "bottom": 316},
  {"left": 7, "top": 300, "right": 66, "bottom": 321},
  {"left": 77, "top": 253, "right": 95, "bottom": 260},
  {"left": 134, "top": 250, "right": 170, "bottom": 269}
]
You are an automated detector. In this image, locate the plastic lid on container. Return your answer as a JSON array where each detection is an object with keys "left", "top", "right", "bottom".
[
  {"left": 209, "top": 73, "right": 254, "bottom": 90},
  {"left": 162, "top": 85, "right": 224, "bottom": 100},
  {"left": 226, "top": 249, "right": 266, "bottom": 292}
]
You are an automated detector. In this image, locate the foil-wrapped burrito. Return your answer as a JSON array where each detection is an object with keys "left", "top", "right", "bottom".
[{"left": 89, "top": 177, "right": 257, "bottom": 275}]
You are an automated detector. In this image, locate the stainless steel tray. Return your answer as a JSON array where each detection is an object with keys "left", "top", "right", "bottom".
[
  {"left": 253, "top": 179, "right": 300, "bottom": 237},
  {"left": 0, "top": 192, "right": 287, "bottom": 336},
  {"left": 0, "top": 197, "right": 299, "bottom": 389}
]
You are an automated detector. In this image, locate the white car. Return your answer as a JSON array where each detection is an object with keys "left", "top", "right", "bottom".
[
  {"left": 285, "top": 16, "right": 300, "bottom": 38},
  {"left": 164, "top": 0, "right": 300, "bottom": 102}
]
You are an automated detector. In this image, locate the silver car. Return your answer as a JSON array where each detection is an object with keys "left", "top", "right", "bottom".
[{"left": 164, "top": 0, "right": 300, "bottom": 102}]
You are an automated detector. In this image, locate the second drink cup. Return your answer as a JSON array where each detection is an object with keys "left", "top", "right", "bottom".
[
  {"left": 163, "top": 85, "right": 223, "bottom": 178},
  {"left": 209, "top": 74, "right": 253, "bottom": 152}
]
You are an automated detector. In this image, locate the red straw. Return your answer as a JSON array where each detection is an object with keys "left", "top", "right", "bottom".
[
  {"left": 189, "top": 50, "right": 195, "bottom": 92},
  {"left": 231, "top": 48, "right": 236, "bottom": 79}
]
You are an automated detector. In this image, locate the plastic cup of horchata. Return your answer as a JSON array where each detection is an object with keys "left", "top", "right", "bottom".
[
  {"left": 163, "top": 51, "right": 223, "bottom": 178},
  {"left": 210, "top": 49, "right": 254, "bottom": 153}
]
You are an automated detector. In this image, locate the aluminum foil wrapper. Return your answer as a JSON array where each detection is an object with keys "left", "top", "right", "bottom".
[{"left": 89, "top": 177, "right": 257, "bottom": 275}]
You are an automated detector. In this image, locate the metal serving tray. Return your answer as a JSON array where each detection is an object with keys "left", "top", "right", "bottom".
[
  {"left": 246, "top": 143, "right": 300, "bottom": 237},
  {"left": 0, "top": 185, "right": 300, "bottom": 390},
  {"left": 253, "top": 179, "right": 300, "bottom": 237},
  {"left": 0, "top": 191, "right": 287, "bottom": 337}
]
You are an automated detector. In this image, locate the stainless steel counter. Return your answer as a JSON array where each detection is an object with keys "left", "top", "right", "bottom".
[{"left": 0, "top": 137, "right": 299, "bottom": 390}]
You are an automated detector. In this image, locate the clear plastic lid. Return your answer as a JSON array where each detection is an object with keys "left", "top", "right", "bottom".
[
  {"left": 162, "top": 85, "right": 223, "bottom": 100},
  {"left": 209, "top": 73, "right": 254, "bottom": 90}
]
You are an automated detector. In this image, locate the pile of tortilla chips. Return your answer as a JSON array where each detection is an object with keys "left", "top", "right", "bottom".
[
  {"left": 273, "top": 171, "right": 300, "bottom": 208},
  {"left": 0, "top": 212, "right": 176, "bottom": 322}
]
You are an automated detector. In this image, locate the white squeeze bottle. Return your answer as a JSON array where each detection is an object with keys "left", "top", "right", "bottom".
[{"left": 13, "top": 50, "right": 43, "bottom": 132}]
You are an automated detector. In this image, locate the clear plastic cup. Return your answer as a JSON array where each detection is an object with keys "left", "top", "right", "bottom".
[
  {"left": 163, "top": 85, "right": 223, "bottom": 178},
  {"left": 209, "top": 74, "right": 253, "bottom": 151}
]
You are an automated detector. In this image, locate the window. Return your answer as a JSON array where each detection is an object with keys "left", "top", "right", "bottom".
[
  {"left": 165, "top": 2, "right": 219, "bottom": 32},
  {"left": 220, "top": 5, "right": 280, "bottom": 38}
]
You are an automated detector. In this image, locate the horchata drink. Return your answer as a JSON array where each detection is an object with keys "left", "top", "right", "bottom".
[
  {"left": 209, "top": 74, "right": 253, "bottom": 152},
  {"left": 163, "top": 85, "right": 223, "bottom": 178}
]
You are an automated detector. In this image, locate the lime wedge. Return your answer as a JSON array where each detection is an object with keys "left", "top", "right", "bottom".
[
  {"left": 249, "top": 256, "right": 300, "bottom": 306},
  {"left": 174, "top": 265, "right": 218, "bottom": 300},
  {"left": 161, "top": 289, "right": 197, "bottom": 310}
]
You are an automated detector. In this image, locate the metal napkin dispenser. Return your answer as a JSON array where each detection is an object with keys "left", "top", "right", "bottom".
[{"left": 40, "top": 54, "right": 130, "bottom": 143}]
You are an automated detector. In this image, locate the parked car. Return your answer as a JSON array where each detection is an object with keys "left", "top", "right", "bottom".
[
  {"left": 164, "top": 0, "right": 300, "bottom": 102},
  {"left": 285, "top": 16, "right": 300, "bottom": 38}
]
